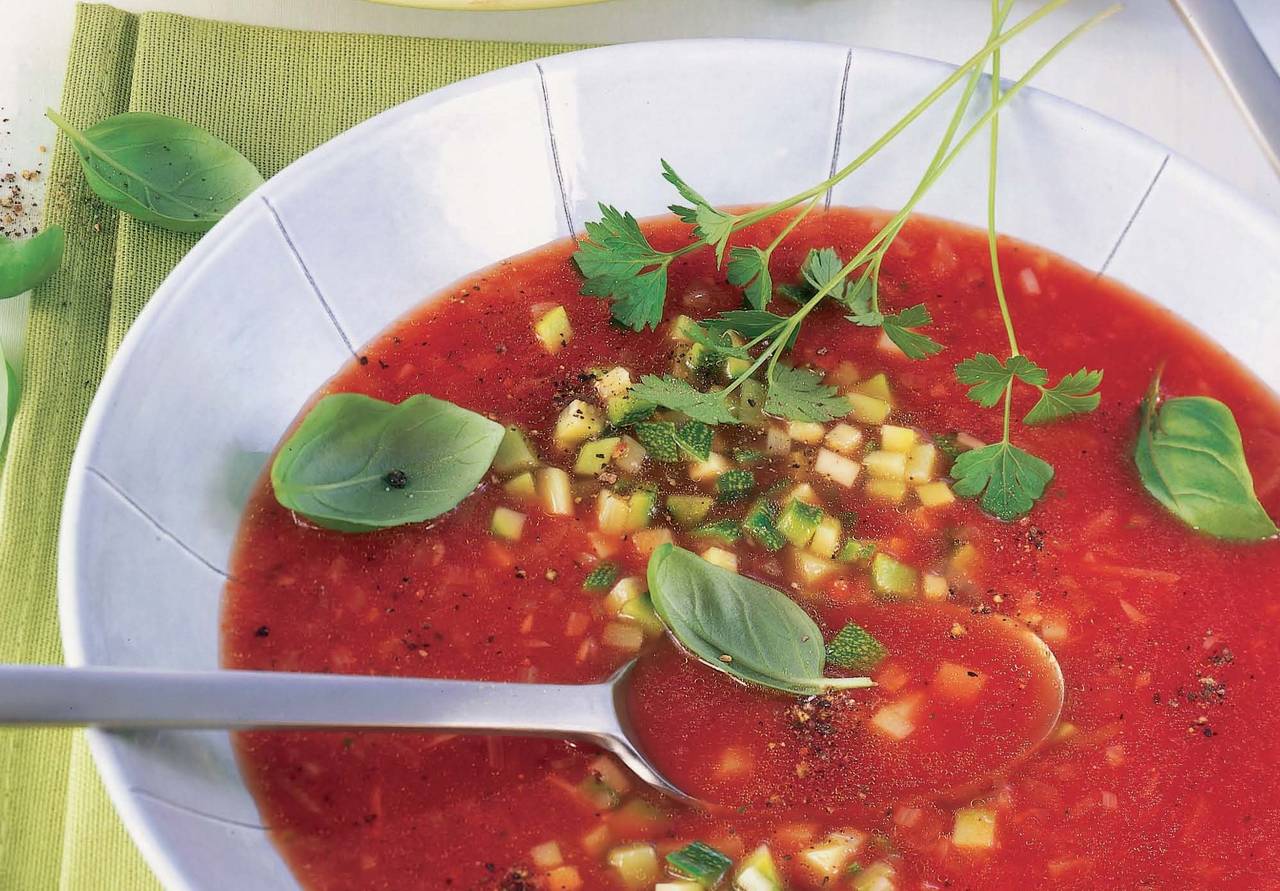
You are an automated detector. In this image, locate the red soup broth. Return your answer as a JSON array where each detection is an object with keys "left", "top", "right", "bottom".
[{"left": 223, "top": 208, "right": 1280, "bottom": 890}]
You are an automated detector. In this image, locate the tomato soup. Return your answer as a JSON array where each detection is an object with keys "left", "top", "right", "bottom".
[{"left": 222, "top": 208, "right": 1280, "bottom": 890}]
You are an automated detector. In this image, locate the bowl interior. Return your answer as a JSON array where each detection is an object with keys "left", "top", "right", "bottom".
[{"left": 57, "top": 38, "right": 1280, "bottom": 891}]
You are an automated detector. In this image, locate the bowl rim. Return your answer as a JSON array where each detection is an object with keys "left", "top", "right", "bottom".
[{"left": 55, "top": 37, "right": 1280, "bottom": 891}]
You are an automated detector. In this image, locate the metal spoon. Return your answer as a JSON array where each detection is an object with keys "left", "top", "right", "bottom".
[{"left": 0, "top": 660, "right": 696, "bottom": 802}]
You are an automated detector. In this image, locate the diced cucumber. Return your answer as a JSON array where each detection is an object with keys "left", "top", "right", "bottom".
[
  {"left": 871, "top": 552, "right": 918, "bottom": 600},
  {"left": 574, "top": 437, "right": 620, "bottom": 477},
  {"left": 792, "top": 548, "right": 838, "bottom": 584},
  {"left": 667, "top": 494, "right": 714, "bottom": 527},
  {"left": 577, "top": 774, "right": 621, "bottom": 810},
  {"left": 583, "top": 562, "right": 620, "bottom": 592},
  {"left": 683, "top": 340, "right": 722, "bottom": 376},
  {"left": 675, "top": 421, "right": 714, "bottom": 461},
  {"left": 489, "top": 507, "right": 526, "bottom": 541},
  {"left": 715, "top": 469, "right": 756, "bottom": 503},
  {"left": 607, "top": 393, "right": 656, "bottom": 426},
  {"left": 723, "top": 331, "right": 752, "bottom": 380},
  {"left": 734, "top": 845, "right": 782, "bottom": 891},
  {"left": 742, "top": 499, "right": 785, "bottom": 551},
  {"left": 688, "top": 452, "right": 730, "bottom": 482},
  {"left": 533, "top": 305, "right": 573, "bottom": 354},
  {"left": 701, "top": 546, "right": 738, "bottom": 572},
  {"left": 553, "top": 400, "right": 605, "bottom": 451},
  {"left": 693, "top": 519, "right": 742, "bottom": 544},
  {"left": 537, "top": 467, "right": 574, "bottom": 516},
  {"left": 825, "top": 622, "right": 887, "bottom": 671},
  {"left": 666, "top": 841, "right": 732, "bottom": 888},
  {"left": 837, "top": 537, "right": 876, "bottom": 564},
  {"left": 594, "top": 366, "right": 633, "bottom": 401},
  {"left": 598, "top": 490, "right": 631, "bottom": 534},
  {"left": 627, "top": 487, "right": 659, "bottom": 530},
  {"left": 502, "top": 471, "right": 536, "bottom": 501},
  {"left": 777, "top": 499, "right": 824, "bottom": 548},
  {"left": 615, "top": 434, "right": 648, "bottom": 474},
  {"left": 809, "top": 515, "right": 843, "bottom": 559},
  {"left": 737, "top": 378, "right": 768, "bottom": 426},
  {"left": 670, "top": 314, "right": 698, "bottom": 344},
  {"left": 608, "top": 843, "right": 660, "bottom": 890},
  {"left": 952, "top": 808, "right": 997, "bottom": 848},
  {"left": 853, "top": 372, "right": 892, "bottom": 402},
  {"left": 605, "top": 576, "right": 646, "bottom": 614},
  {"left": 634, "top": 421, "right": 681, "bottom": 463},
  {"left": 610, "top": 797, "right": 670, "bottom": 836},
  {"left": 619, "top": 593, "right": 664, "bottom": 637},
  {"left": 492, "top": 426, "right": 539, "bottom": 475},
  {"left": 732, "top": 448, "right": 768, "bottom": 465}
]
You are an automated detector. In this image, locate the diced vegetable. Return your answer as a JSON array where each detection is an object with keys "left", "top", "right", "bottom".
[
  {"left": 952, "top": 807, "right": 997, "bottom": 848},
  {"left": 503, "top": 471, "right": 536, "bottom": 501},
  {"left": 915, "top": 480, "right": 956, "bottom": 507},
  {"left": 669, "top": 315, "right": 697, "bottom": 344},
  {"left": 630, "top": 527, "right": 673, "bottom": 556},
  {"left": 853, "top": 373, "right": 892, "bottom": 401},
  {"left": 765, "top": 426, "right": 791, "bottom": 455},
  {"left": 905, "top": 442, "right": 937, "bottom": 482},
  {"left": 598, "top": 490, "right": 631, "bottom": 535},
  {"left": 837, "top": 537, "right": 876, "bottom": 564},
  {"left": 787, "top": 420, "right": 825, "bottom": 444},
  {"left": 577, "top": 774, "right": 622, "bottom": 810},
  {"left": 614, "top": 434, "right": 648, "bottom": 474},
  {"left": 871, "top": 693, "right": 922, "bottom": 740},
  {"left": 604, "top": 576, "right": 646, "bottom": 614},
  {"left": 809, "top": 515, "right": 843, "bottom": 559},
  {"left": 583, "top": 562, "right": 620, "bottom": 591},
  {"left": 553, "top": 400, "right": 604, "bottom": 451},
  {"left": 675, "top": 421, "right": 714, "bottom": 461},
  {"left": 546, "top": 865, "right": 583, "bottom": 891},
  {"left": 667, "top": 494, "right": 714, "bottom": 527},
  {"left": 716, "top": 469, "right": 756, "bottom": 503},
  {"left": 824, "top": 422, "right": 863, "bottom": 454},
  {"left": 608, "top": 843, "right": 661, "bottom": 890},
  {"left": 871, "top": 552, "right": 918, "bottom": 600},
  {"left": 814, "top": 448, "right": 861, "bottom": 487},
  {"left": 847, "top": 393, "right": 891, "bottom": 425},
  {"left": 933, "top": 661, "right": 986, "bottom": 703},
  {"left": 493, "top": 426, "right": 539, "bottom": 475},
  {"left": 922, "top": 573, "right": 949, "bottom": 601},
  {"left": 602, "top": 621, "right": 645, "bottom": 651},
  {"left": 490, "top": 507, "right": 526, "bottom": 541},
  {"left": 742, "top": 499, "right": 785, "bottom": 551},
  {"left": 851, "top": 861, "right": 897, "bottom": 891},
  {"left": 693, "top": 519, "right": 742, "bottom": 544},
  {"left": 656, "top": 883, "right": 704, "bottom": 891},
  {"left": 776, "top": 499, "right": 824, "bottom": 548},
  {"left": 737, "top": 379, "right": 768, "bottom": 426},
  {"left": 607, "top": 393, "right": 656, "bottom": 426},
  {"left": 723, "top": 331, "right": 752, "bottom": 380},
  {"left": 537, "top": 467, "right": 574, "bottom": 516},
  {"left": 581, "top": 824, "right": 612, "bottom": 857},
  {"left": 619, "top": 593, "right": 664, "bottom": 637},
  {"left": 797, "top": 831, "right": 866, "bottom": 883},
  {"left": 788, "top": 482, "right": 818, "bottom": 504},
  {"left": 682, "top": 339, "right": 722, "bottom": 375},
  {"left": 594, "top": 366, "right": 633, "bottom": 401},
  {"left": 701, "top": 546, "right": 738, "bottom": 573},
  {"left": 865, "top": 478, "right": 907, "bottom": 502},
  {"left": 530, "top": 841, "right": 563, "bottom": 869},
  {"left": 733, "top": 448, "right": 768, "bottom": 465},
  {"left": 627, "top": 487, "right": 659, "bottom": 530},
  {"left": 733, "top": 845, "right": 782, "bottom": 891},
  {"left": 689, "top": 452, "right": 731, "bottom": 482},
  {"left": 575, "top": 437, "right": 620, "bottom": 476},
  {"left": 635, "top": 421, "right": 681, "bottom": 462},
  {"left": 533, "top": 305, "right": 572, "bottom": 354},
  {"left": 791, "top": 548, "right": 838, "bottom": 585},
  {"left": 666, "top": 841, "right": 732, "bottom": 888},
  {"left": 880, "top": 424, "right": 918, "bottom": 453},
  {"left": 864, "top": 450, "right": 907, "bottom": 480},
  {"left": 610, "top": 797, "right": 669, "bottom": 837},
  {"left": 825, "top": 623, "right": 887, "bottom": 672}
]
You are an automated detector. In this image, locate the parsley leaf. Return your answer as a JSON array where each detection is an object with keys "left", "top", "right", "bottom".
[
  {"left": 1024, "top": 368, "right": 1103, "bottom": 425},
  {"left": 955, "top": 353, "right": 1047, "bottom": 407},
  {"left": 661, "top": 161, "right": 739, "bottom": 264},
  {"left": 951, "top": 441, "right": 1054, "bottom": 520},
  {"left": 629, "top": 374, "right": 739, "bottom": 425},
  {"left": 684, "top": 322, "right": 751, "bottom": 360},
  {"left": 881, "top": 304, "right": 944, "bottom": 359},
  {"left": 726, "top": 245, "right": 773, "bottom": 310},
  {"left": 703, "top": 310, "right": 798, "bottom": 350},
  {"left": 573, "top": 204, "right": 673, "bottom": 331},
  {"left": 764, "top": 365, "right": 851, "bottom": 422}
]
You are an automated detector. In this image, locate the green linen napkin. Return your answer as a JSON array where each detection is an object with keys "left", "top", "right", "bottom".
[{"left": 0, "top": 6, "right": 582, "bottom": 887}]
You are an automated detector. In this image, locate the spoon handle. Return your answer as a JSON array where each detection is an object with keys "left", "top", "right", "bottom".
[{"left": 0, "top": 665, "right": 621, "bottom": 736}]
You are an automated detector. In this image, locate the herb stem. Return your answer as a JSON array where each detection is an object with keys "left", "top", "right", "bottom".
[{"left": 986, "top": 0, "right": 1021, "bottom": 360}]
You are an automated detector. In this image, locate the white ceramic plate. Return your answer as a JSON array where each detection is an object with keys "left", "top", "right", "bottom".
[{"left": 56, "top": 39, "right": 1280, "bottom": 891}]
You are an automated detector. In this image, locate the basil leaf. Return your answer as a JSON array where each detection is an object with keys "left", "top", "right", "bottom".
[
  {"left": 271, "top": 393, "right": 504, "bottom": 533},
  {"left": 646, "top": 544, "right": 872, "bottom": 695},
  {"left": 1135, "top": 375, "right": 1277, "bottom": 541},
  {"left": 0, "top": 227, "right": 64, "bottom": 300},
  {"left": 47, "top": 109, "right": 263, "bottom": 233}
]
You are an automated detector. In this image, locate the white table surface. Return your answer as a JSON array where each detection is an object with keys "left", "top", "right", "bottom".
[{"left": 1, "top": 0, "right": 1278, "bottom": 376}]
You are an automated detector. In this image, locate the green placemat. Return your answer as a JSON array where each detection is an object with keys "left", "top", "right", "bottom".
[{"left": 0, "top": 6, "right": 583, "bottom": 888}]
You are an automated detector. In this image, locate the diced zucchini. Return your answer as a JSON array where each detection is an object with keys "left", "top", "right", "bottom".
[
  {"left": 788, "top": 482, "right": 818, "bottom": 504},
  {"left": 503, "top": 471, "right": 536, "bottom": 501},
  {"left": 791, "top": 548, "right": 838, "bottom": 585},
  {"left": 594, "top": 366, "right": 633, "bottom": 401},
  {"left": 631, "top": 527, "right": 673, "bottom": 556},
  {"left": 666, "top": 841, "right": 732, "bottom": 888},
  {"left": 732, "top": 447, "right": 767, "bottom": 465},
  {"left": 627, "top": 487, "right": 659, "bottom": 531},
  {"left": 614, "top": 434, "right": 648, "bottom": 474},
  {"left": 634, "top": 421, "right": 681, "bottom": 463},
  {"left": 533, "top": 305, "right": 572, "bottom": 354},
  {"left": 837, "top": 537, "right": 876, "bottom": 564},
  {"left": 667, "top": 494, "right": 714, "bottom": 527},
  {"left": 553, "top": 400, "right": 604, "bottom": 451},
  {"left": 865, "top": 478, "right": 907, "bottom": 502},
  {"left": 825, "top": 623, "right": 887, "bottom": 672},
  {"left": 574, "top": 437, "right": 620, "bottom": 476},
  {"left": 577, "top": 774, "right": 622, "bottom": 810},
  {"left": 864, "top": 449, "right": 908, "bottom": 480},
  {"left": 922, "top": 573, "right": 950, "bottom": 601},
  {"left": 605, "top": 576, "right": 646, "bottom": 614},
  {"left": 493, "top": 426, "right": 539, "bottom": 475},
  {"left": 688, "top": 452, "right": 730, "bottom": 481},
  {"left": 852, "top": 861, "right": 897, "bottom": 891},
  {"left": 853, "top": 373, "right": 892, "bottom": 402},
  {"left": 669, "top": 315, "right": 698, "bottom": 344},
  {"left": 609, "top": 797, "right": 669, "bottom": 837},
  {"left": 602, "top": 621, "right": 645, "bottom": 651},
  {"left": 530, "top": 840, "right": 563, "bottom": 869},
  {"left": 682, "top": 340, "right": 722, "bottom": 376},
  {"left": 723, "top": 331, "right": 752, "bottom": 380},
  {"left": 736, "top": 378, "right": 768, "bottom": 427},
  {"left": 490, "top": 507, "right": 526, "bottom": 541},
  {"left": 742, "top": 499, "right": 785, "bottom": 551},
  {"left": 619, "top": 593, "right": 664, "bottom": 637},
  {"left": 871, "top": 694, "right": 922, "bottom": 740},
  {"left": 824, "top": 422, "right": 863, "bottom": 454},
  {"left": 787, "top": 420, "right": 826, "bottom": 444},
  {"left": 952, "top": 807, "right": 997, "bottom": 848},
  {"left": 916, "top": 480, "right": 956, "bottom": 507},
  {"left": 814, "top": 447, "right": 861, "bottom": 487},
  {"left": 765, "top": 426, "right": 791, "bottom": 455},
  {"left": 777, "top": 499, "right": 824, "bottom": 548},
  {"left": 537, "top": 467, "right": 574, "bottom": 516},
  {"left": 809, "top": 516, "right": 843, "bottom": 559},
  {"left": 715, "top": 469, "right": 756, "bottom": 503},
  {"left": 701, "top": 546, "right": 738, "bottom": 573},
  {"left": 847, "top": 392, "right": 891, "bottom": 425},
  {"left": 733, "top": 845, "right": 782, "bottom": 891},
  {"left": 656, "top": 883, "right": 704, "bottom": 891},
  {"left": 880, "top": 424, "right": 918, "bottom": 453},
  {"left": 905, "top": 442, "right": 937, "bottom": 482},
  {"left": 675, "top": 421, "right": 714, "bottom": 461},
  {"left": 598, "top": 490, "right": 631, "bottom": 535},
  {"left": 798, "top": 831, "right": 866, "bottom": 883},
  {"left": 607, "top": 393, "right": 656, "bottom": 426},
  {"left": 693, "top": 519, "right": 742, "bottom": 544},
  {"left": 583, "top": 562, "right": 620, "bottom": 591},
  {"left": 587, "top": 754, "right": 633, "bottom": 795},
  {"left": 871, "top": 552, "right": 918, "bottom": 600},
  {"left": 608, "top": 843, "right": 661, "bottom": 890}
]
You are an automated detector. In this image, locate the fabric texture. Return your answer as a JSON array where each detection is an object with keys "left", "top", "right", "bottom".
[{"left": 0, "top": 6, "right": 582, "bottom": 887}]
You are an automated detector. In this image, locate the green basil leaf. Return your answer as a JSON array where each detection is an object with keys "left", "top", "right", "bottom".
[
  {"left": 47, "top": 109, "right": 264, "bottom": 233},
  {"left": 271, "top": 393, "right": 504, "bottom": 532},
  {"left": 1135, "top": 375, "right": 1277, "bottom": 541},
  {"left": 646, "top": 544, "right": 872, "bottom": 695},
  {"left": 0, "top": 226, "right": 64, "bottom": 300}
]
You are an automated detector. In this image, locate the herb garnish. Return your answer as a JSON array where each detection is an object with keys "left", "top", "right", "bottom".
[{"left": 0, "top": 227, "right": 64, "bottom": 301}]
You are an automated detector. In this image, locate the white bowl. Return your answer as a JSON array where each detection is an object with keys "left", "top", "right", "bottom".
[{"left": 57, "top": 38, "right": 1280, "bottom": 891}]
